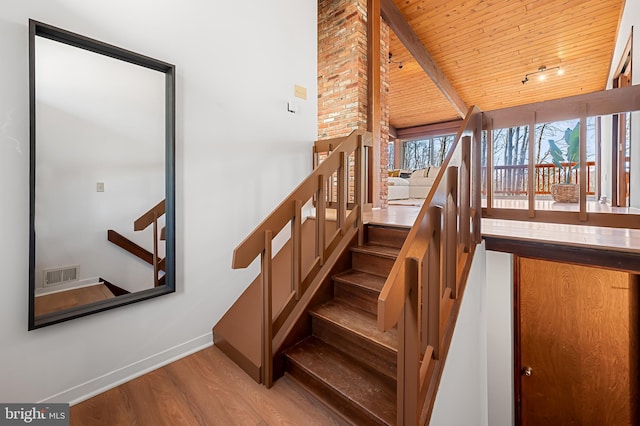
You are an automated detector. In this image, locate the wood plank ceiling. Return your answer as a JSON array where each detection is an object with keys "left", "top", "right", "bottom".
[{"left": 388, "top": 0, "right": 626, "bottom": 132}]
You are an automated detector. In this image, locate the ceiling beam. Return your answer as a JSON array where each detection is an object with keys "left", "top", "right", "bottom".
[
  {"left": 381, "top": 0, "right": 468, "bottom": 118},
  {"left": 396, "top": 119, "right": 464, "bottom": 141}
]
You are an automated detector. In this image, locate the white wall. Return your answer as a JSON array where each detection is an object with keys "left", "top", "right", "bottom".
[
  {"left": 0, "top": 0, "right": 317, "bottom": 403},
  {"left": 431, "top": 243, "right": 488, "bottom": 426},
  {"left": 486, "top": 250, "right": 514, "bottom": 426},
  {"left": 431, "top": 246, "right": 515, "bottom": 426},
  {"left": 606, "top": 1, "right": 640, "bottom": 207}
]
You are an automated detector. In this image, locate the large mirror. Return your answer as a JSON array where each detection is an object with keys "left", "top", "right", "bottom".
[{"left": 28, "top": 20, "right": 175, "bottom": 330}]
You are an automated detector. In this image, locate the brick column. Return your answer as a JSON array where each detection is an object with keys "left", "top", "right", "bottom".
[{"left": 318, "top": 0, "right": 390, "bottom": 207}]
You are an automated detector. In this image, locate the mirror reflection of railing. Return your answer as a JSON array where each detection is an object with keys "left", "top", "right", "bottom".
[
  {"left": 377, "top": 106, "right": 482, "bottom": 424},
  {"left": 108, "top": 200, "right": 166, "bottom": 288},
  {"left": 232, "top": 130, "right": 373, "bottom": 387}
]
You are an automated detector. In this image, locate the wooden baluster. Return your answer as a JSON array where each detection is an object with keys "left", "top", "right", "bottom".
[
  {"left": 579, "top": 108, "right": 587, "bottom": 221},
  {"left": 292, "top": 200, "right": 302, "bottom": 300},
  {"left": 355, "top": 137, "right": 366, "bottom": 246},
  {"left": 328, "top": 173, "right": 335, "bottom": 205},
  {"left": 398, "top": 257, "right": 420, "bottom": 426},
  {"left": 472, "top": 118, "right": 482, "bottom": 244},
  {"left": 153, "top": 213, "right": 159, "bottom": 287},
  {"left": 337, "top": 152, "right": 347, "bottom": 234},
  {"left": 428, "top": 207, "right": 442, "bottom": 359},
  {"left": 312, "top": 145, "right": 318, "bottom": 170},
  {"left": 445, "top": 166, "right": 458, "bottom": 299},
  {"left": 527, "top": 116, "right": 535, "bottom": 218},
  {"left": 460, "top": 136, "right": 470, "bottom": 252},
  {"left": 262, "top": 230, "right": 273, "bottom": 388},
  {"left": 317, "top": 175, "right": 326, "bottom": 265},
  {"left": 486, "top": 123, "right": 494, "bottom": 215}
]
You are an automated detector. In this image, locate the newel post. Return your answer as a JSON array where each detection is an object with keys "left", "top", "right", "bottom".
[{"left": 398, "top": 257, "right": 420, "bottom": 426}]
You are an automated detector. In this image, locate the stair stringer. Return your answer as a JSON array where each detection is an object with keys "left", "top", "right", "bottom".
[{"left": 213, "top": 217, "right": 358, "bottom": 384}]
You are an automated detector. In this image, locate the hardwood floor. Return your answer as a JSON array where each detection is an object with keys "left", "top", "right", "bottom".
[
  {"left": 70, "top": 346, "right": 348, "bottom": 426},
  {"left": 35, "top": 284, "right": 115, "bottom": 316},
  {"left": 366, "top": 204, "right": 640, "bottom": 253}
]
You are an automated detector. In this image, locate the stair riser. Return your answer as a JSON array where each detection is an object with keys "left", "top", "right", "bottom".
[
  {"left": 366, "top": 226, "right": 409, "bottom": 249},
  {"left": 334, "top": 281, "right": 379, "bottom": 316},
  {"left": 285, "top": 363, "right": 390, "bottom": 426},
  {"left": 351, "top": 252, "right": 395, "bottom": 277},
  {"left": 313, "top": 317, "right": 397, "bottom": 381}
]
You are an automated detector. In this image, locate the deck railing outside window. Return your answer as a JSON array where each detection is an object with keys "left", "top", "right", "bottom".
[{"left": 481, "top": 161, "right": 597, "bottom": 196}]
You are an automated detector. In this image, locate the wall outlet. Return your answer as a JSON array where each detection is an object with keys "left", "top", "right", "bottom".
[{"left": 96, "top": 182, "right": 104, "bottom": 192}]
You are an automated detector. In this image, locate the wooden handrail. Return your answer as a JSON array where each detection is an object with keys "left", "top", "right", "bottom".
[
  {"left": 108, "top": 230, "right": 165, "bottom": 271},
  {"left": 232, "top": 129, "right": 373, "bottom": 387},
  {"left": 233, "top": 131, "right": 373, "bottom": 269},
  {"left": 133, "top": 199, "right": 165, "bottom": 287},
  {"left": 378, "top": 106, "right": 482, "bottom": 424},
  {"left": 109, "top": 199, "right": 166, "bottom": 288},
  {"left": 134, "top": 199, "right": 165, "bottom": 231}
]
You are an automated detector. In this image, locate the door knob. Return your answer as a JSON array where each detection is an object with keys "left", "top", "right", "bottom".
[{"left": 522, "top": 366, "right": 533, "bottom": 377}]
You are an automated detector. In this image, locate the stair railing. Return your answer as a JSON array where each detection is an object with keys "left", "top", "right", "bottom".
[
  {"left": 108, "top": 199, "right": 166, "bottom": 287},
  {"left": 134, "top": 199, "right": 166, "bottom": 287},
  {"left": 377, "top": 106, "right": 482, "bottom": 425},
  {"left": 232, "top": 130, "right": 373, "bottom": 387}
]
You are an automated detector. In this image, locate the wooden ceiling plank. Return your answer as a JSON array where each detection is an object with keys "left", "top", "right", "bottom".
[
  {"left": 420, "top": 17, "right": 618, "bottom": 62},
  {"left": 381, "top": 0, "right": 468, "bottom": 118},
  {"left": 385, "top": 0, "right": 624, "bottom": 128}
]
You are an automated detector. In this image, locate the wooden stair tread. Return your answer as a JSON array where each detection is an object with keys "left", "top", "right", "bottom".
[
  {"left": 333, "top": 270, "right": 387, "bottom": 293},
  {"left": 311, "top": 300, "right": 397, "bottom": 352},
  {"left": 350, "top": 244, "right": 400, "bottom": 259},
  {"left": 285, "top": 336, "right": 396, "bottom": 425}
]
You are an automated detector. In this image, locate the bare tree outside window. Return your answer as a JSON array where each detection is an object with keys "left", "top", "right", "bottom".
[{"left": 401, "top": 135, "right": 455, "bottom": 170}]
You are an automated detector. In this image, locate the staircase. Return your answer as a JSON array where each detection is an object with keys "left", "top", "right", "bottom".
[
  {"left": 221, "top": 120, "right": 482, "bottom": 423},
  {"left": 284, "top": 224, "right": 409, "bottom": 425}
]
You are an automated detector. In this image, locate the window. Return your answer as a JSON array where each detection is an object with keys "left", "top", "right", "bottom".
[{"left": 402, "top": 135, "right": 455, "bottom": 170}]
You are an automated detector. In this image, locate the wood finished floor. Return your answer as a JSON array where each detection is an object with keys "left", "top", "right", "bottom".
[
  {"left": 35, "top": 284, "right": 115, "bottom": 316},
  {"left": 70, "top": 346, "right": 348, "bottom": 426},
  {"left": 365, "top": 204, "right": 640, "bottom": 252},
  {"left": 71, "top": 204, "right": 640, "bottom": 425}
]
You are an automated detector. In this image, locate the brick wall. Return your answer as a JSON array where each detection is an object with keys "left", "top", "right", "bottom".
[{"left": 317, "top": 0, "right": 390, "bottom": 207}]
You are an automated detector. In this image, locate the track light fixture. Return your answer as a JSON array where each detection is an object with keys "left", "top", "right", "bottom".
[
  {"left": 521, "top": 65, "right": 564, "bottom": 84},
  {"left": 388, "top": 53, "right": 404, "bottom": 69}
]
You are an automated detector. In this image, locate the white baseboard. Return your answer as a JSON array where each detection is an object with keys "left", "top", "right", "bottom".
[{"left": 39, "top": 332, "right": 213, "bottom": 405}]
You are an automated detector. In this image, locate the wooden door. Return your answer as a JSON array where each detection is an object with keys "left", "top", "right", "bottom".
[{"left": 516, "top": 257, "right": 638, "bottom": 425}]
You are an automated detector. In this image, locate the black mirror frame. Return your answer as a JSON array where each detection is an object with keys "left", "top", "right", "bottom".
[{"left": 28, "top": 19, "right": 176, "bottom": 330}]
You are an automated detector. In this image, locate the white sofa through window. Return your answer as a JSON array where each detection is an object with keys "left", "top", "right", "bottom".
[
  {"left": 408, "top": 166, "right": 441, "bottom": 198},
  {"left": 387, "top": 176, "right": 410, "bottom": 200}
]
